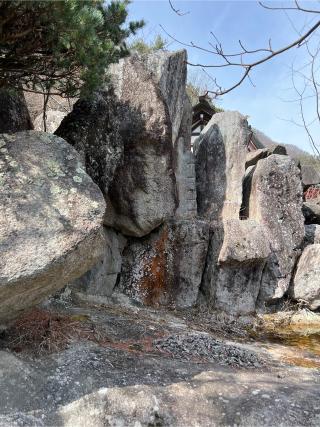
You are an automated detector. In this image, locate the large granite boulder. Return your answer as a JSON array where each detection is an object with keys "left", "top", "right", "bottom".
[
  {"left": 302, "top": 201, "right": 320, "bottom": 224},
  {"left": 248, "top": 154, "right": 304, "bottom": 305},
  {"left": 105, "top": 51, "right": 190, "bottom": 237},
  {"left": 195, "top": 111, "right": 249, "bottom": 222},
  {"left": 0, "top": 131, "right": 106, "bottom": 324},
  {"left": 291, "top": 244, "right": 320, "bottom": 310},
  {"left": 56, "top": 89, "right": 122, "bottom": 196},
  {"left": 0, "top": 88, "right": 33, "bottom": 133},
  {"left": 71, "top": 227, "right": 127, "bottom": 297},
  {"left": 118, "top": 219, "right": 209, "bottom": 308}
]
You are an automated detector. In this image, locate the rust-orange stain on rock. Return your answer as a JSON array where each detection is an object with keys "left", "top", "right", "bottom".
[{"left": 137, "top": 226, "right": 172, "bottom": 306}]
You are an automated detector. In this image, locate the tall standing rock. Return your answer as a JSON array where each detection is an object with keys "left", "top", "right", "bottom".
[
  {"left": 0, "top": 131, "right": 106, "bottom": 324},
  {"left": 105, "top": 51, "right": 193, "bottom": 237},
  {"left": 248, "top": 154, "right": 304, "bottom": 305},
  {"left": 0, "top": 88, "right": 33, "bottom": 133},
  {"left": 195, "top": 112, "right": 271, "bottom": 314},
  {"left": 56, "top": 88, "right": 122, "bottom": 196},
  {"left": 195, "top": 111, "right": 249, "bottom": 222},
  {"left": 174, "top": 95, "right": 197, "bottom": 219}
]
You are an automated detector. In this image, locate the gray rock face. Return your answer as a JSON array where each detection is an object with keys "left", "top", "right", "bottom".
[
  {"left": 174, "top": 95, "right": 197, "bottom": 219},
  {"left": 0, "top": 131, "right": 106, "bottom": 324},
  {"left": 195, "top": 112, "right": 271, "bottom": 314},
  {"left": 248, "top": 155, "right": 304, "bottom": 304},
  {"left": 292, "top": 244, "right": 320, "bottom": 310},
  {"left": 304, "top": 224, "right": 320, "bottom": 246},
  {"left": 302, "top": 201, "right": 320, "bottom": 224},
  {"left": 140, "top": 50, "right": 188, "bottom": 145},
  {"left": 0, "top": 88, "right": 33, "bottom": 133},
  {"left": 195, "top": 111, "right": 250, "bottom": 222},
  {"left": 201, "top": 220, "right": 271, "bottom": 315},
  {"left": 34, "top": 110, "right": 66, "bottom": 133},
  {"left": 118, "top": 219, "right": 209, "bottom": 308},
  {"left": 301, "top": 164, "right": 320, "bottom": 188},
  {"left": 105, "top": 51, "right": 189, "bottom": 237},
  {"left": 56, "top": 89, "right": 122, "bottom": 196},
  {"left": 71, "top": 228, "right": 127, "bottom": 297}
]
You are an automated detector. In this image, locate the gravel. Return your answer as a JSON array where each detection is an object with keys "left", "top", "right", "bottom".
[{"left": 153, "top": 333, "right": 264, "bottom": 368}]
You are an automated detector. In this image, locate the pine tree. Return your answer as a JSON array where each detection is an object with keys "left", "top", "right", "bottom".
[{"left": 0, "top": 0, "right": 144, "bottom": 97}]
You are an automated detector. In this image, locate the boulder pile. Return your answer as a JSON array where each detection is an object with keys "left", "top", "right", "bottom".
[
  {"left": 57, "top": 50, "right": 206, "bottom": 310},
  {"left": 0, "top": 49, "right": 319, "bottom": 324}
]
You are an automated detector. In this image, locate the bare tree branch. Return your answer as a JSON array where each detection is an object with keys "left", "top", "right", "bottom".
[
  {"left": 259, "top": 1, "right": 320, "bottom": 15},
  {"left": 163, "top": 1, "right": 320, "bottom": 99},
  {"left": 168, "top": 0, "right": 189, "bottom": 16}
]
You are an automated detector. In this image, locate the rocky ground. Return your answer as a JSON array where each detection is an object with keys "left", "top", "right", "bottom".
[{"left": 0, "top": 293, "right": 319, "bottom": 427}]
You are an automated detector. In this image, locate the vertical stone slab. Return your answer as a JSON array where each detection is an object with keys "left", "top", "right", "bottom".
[
  {"left": 174, "top": 95, "right": 197, "bottom": 219},
  {"left": 195, "top": 112, "right": 272, "bottom": 314},
  {"left": 248, "top": 154, "right": 304, "bottom": 305},
  {"left": 195, "top": 111, "right": 249, "bottom": 222}
]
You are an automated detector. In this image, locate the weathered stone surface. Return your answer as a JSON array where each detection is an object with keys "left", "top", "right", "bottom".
[
  {"left": 174, "top": 95, "right": 197, "bottom": 219},
  {"left": 140, "top": 50, "right": 188, "bottom": 144},
  {"left": 304, "top": 224, "right": 320, "bottom": 246},
  {"left": 301, "top": 164, "right": 320, "bottom": 188},
  {"left": 201, "top": 220, "right": 271, "bottom": 315},
  {"left": 56, "top": 89, "right": 122, "bottom": 196},
  {"left": 195, "top": 111, "right": 250, "bottom": 222},
  {"left": 248, "top": 155, "right": 304, "bottom": 304},
  {"left": 71, "top": 228, "right": 127, "bottom": 297},
  {"left": 292, "top": 244, "right": 320, "bottom": 310},
  {"left": 118, "top": 219, "right": 209, "bottom": 308},
  {"left": 34, "top": 110, "right": 66, "bottom": 133},
  {"left": 218, "top": 220, "right": 271, "bottom": 264},
  {"left": 0, "top": 131, "right": 106, "bottom": 324},
  {"left": 194, "top": 111, "right": 271, "bottom": 314},
  {"left": 0, "top": 88, "right": 33, "bottom": 133},
  {"left": 302, "top": 201, "right": 320, "bottom": 224},
  {"left": 105, "top": 51, "right": 189, "bottom": 237}
]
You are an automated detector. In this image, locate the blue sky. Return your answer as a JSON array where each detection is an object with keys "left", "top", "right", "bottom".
[{"left": 128, "top": 0, "right": 320, "bottom": 153}]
